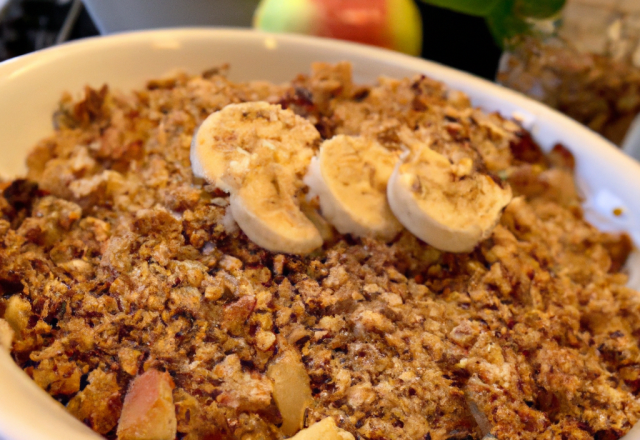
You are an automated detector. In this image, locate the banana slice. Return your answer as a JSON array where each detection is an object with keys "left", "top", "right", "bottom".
[
  {"left": 304, "top": 135, "right": 402, "bottom": 240},
  {"left": 388, "top": 139, "right": 512, "bottom": 253},
  {"left": 191, "top": 102, "right": 322, "bottom": 254},
  {"left": 191, "top": 101, "right": 319, "bottom": 192},
  {"left": 230, "top": 162, "right": 322, "bottom": 255},
  {"left": 289, "top": 418, "right": 355, "bottom": 440}
]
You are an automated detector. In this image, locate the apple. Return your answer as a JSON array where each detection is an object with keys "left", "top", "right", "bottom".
[{"left": 253, "top": 0, "right": 423, "bottom": 56}]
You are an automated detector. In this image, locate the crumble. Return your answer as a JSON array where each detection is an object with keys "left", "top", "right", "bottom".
[{"left": 1, "top": 62, "right": 639, "bottom": 440}]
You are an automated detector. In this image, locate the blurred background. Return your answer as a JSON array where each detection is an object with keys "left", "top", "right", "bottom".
[
  {"left": 0, "top": 0, "right": 638, "bottom": 153},
  {"left": 0, "top": 0, "right": 503, "bottom": 78}
]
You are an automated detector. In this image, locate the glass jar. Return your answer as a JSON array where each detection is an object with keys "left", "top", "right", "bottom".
[{"left": 497, "top": 0, "right": 640, "bottom": 158}]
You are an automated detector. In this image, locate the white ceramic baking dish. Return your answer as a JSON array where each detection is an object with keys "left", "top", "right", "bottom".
[{"left": 0, "top": 28, "right": 639, "bottom": 440}]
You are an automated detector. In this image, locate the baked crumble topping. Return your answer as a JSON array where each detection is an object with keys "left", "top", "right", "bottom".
[{"left": 1, "top": 62, "right": 639, "bottom": 440}]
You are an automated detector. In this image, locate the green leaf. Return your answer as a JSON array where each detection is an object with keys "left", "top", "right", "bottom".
[
  {"left": 514, "top": 0, "right": 566, "bottom": 19},
  {"left": 486, "top": 0, "right": 529, "bottom": 47},
  {"left": 420, "top": 0, "right": 503, "bottom": 17}
]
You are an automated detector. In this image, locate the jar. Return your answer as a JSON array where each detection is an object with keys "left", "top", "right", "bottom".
[{"left": 497, "top": 0, "right": 640, "bottom": 159}]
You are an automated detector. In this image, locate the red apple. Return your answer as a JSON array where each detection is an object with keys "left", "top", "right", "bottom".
[{"left": 254, "top": 0, "right": 423, "bottom": 56}]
